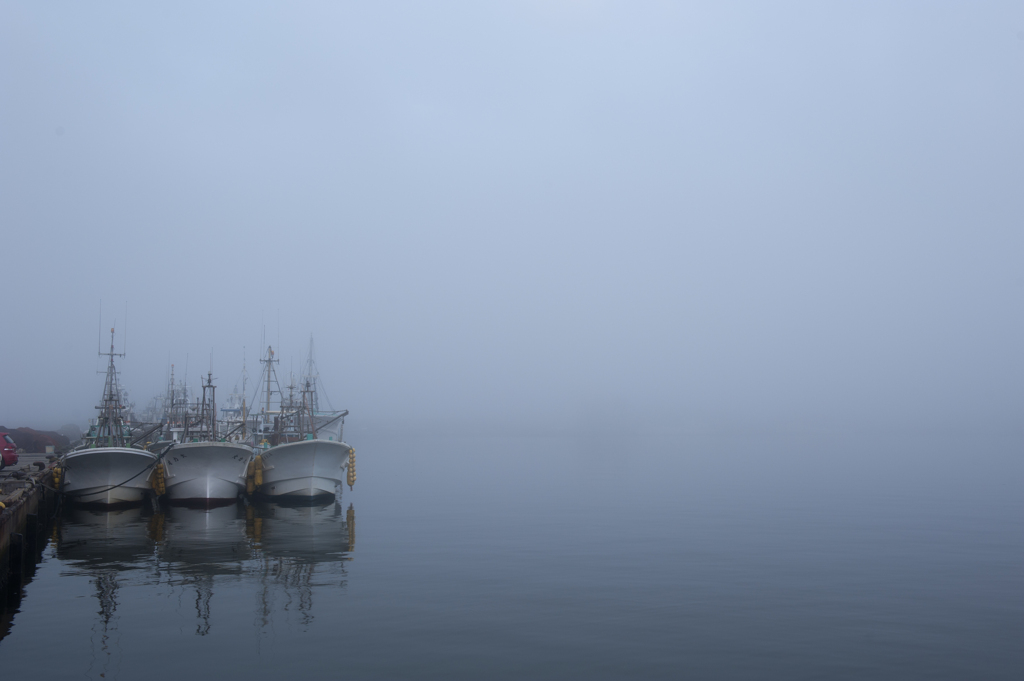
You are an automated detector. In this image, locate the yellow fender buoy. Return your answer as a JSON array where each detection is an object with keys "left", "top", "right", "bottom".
[
  {"left": 347, "top": 448, "right": 356, "bottom": 490},
  {"left": 246, "top": 455, "right": 264, "bottom": 495},
  {"left": 246, "top": 459, "right": 256, "bottom": 495},
  {"left": 149, "top": 463, "right": 166, "bottom": 496},
  {"left": 51, "top": 466, "right": 62, "bottom": 488}
]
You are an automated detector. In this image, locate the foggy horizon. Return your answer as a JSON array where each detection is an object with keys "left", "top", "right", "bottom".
[{"left": 2, "top": 2, "right": 1022, "bottom": 437}]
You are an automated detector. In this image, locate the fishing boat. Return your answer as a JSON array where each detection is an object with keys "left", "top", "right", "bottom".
[
  {"left": 59, "top": 329, "right": 159, "bottom": 507},
  {"left": 248, "top": 341, "right": 354, "bottom": 500},
  {"left": 154, "top": 369, "right": 253, "bottom": 505}
]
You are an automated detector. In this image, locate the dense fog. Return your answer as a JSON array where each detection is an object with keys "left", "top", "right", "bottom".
[{"left": 2, "top": 2, "right": 1021, "bottom": 435}]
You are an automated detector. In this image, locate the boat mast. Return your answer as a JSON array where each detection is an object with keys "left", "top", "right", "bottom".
[
  {"left": 241, "top": 352, "right": 248, "bottom": 439},
  {"left": 306, "top": 336, "right": 317, "bottom": 413},
  {"left": 96, "top": 327, "right": 127, "bottom": 448},
  {"left": 210, "top": 372, "right": 216, "bottom": 440},
  {"left": 302, "top": 377, "right": 317, "bottom": 439},
  {"left": 259, "top": 345, "right": 279, "bottom": 437},
  {"left": 162, "top": 363, "right": 174, "bottom": 440},
  {"left": 264, "top": 346, "right": 273, "bottom": 416},
  {"left": 201, "top": 370, "right": 217, "bottom": 440}
]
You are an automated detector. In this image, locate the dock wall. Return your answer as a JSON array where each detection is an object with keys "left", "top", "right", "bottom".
[{"left": 0, "top": 461, "right": 59, "bottom": 634}]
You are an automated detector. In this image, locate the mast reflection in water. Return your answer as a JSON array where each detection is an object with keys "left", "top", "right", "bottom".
[{"left": 52, "top": 498, "right": 354, "bottom": 674}]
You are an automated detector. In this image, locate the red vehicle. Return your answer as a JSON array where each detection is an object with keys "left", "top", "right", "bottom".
[{"left": 1, "top": 432, "right": 18, "bottom": 470}]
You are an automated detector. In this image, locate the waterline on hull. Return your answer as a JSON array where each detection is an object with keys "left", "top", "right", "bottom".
[{"left": 66, "top": 487, "right": 149, "bottom": 507}]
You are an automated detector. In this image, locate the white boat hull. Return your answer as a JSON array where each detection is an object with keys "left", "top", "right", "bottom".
[
  {"left": 61, "top": 447, "right": 158, "bottom": 506},
  {"left": 258, "top": 439, "right": 351, "bottom": 499},
  {"left": 162, "top": 442, "right": 254, "bottom": 501}
]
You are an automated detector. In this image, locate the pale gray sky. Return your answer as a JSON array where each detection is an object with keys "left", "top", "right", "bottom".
[{"left": 1, "top": 2, "right": 1022, "bottom": 434}]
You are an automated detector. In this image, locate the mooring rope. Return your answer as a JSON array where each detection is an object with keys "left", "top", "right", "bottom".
[{"left": 59, "top": 443, "right": 175, "bottom": 498}]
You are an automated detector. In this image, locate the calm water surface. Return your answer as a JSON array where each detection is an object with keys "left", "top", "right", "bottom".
[{"left": 1, "top": 432, "right": 1021, "bottom": 679}]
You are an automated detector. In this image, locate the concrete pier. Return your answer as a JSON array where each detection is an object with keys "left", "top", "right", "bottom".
[{"left": 0, "top": 453, "right": 59, "bottom": 622}]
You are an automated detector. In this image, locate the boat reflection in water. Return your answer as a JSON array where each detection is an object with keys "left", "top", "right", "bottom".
[
  {"left": 245, "top": 499, "right": 353, "bottom": 630},
  {"left": 55, "top": 506, "right": 161, "bottom": 679},
  {"left": 153, "top": 503, "right": 253, "bottom": 635},
  {"left": 54, "top": 498, "right": 355, "bottom": 664},
  {"left": 56, "top": 506, "right": 160, "bottom": 569}
]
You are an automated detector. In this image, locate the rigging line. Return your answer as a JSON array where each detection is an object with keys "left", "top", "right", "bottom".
[
  {"left": 308, "top": 410, "right": 347, "bottom": 432},
  {"left": 221, "top": 420, "right": 246, "bottom": 439},
  {"left": 245, "top": 358, "right": 271, "bottom": 422},
  {"left": 316, "top": 372, "right": 334, "bottom": 412},
  {"left": 302, "top": 338, "right": 335, "bottom": 412}
]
